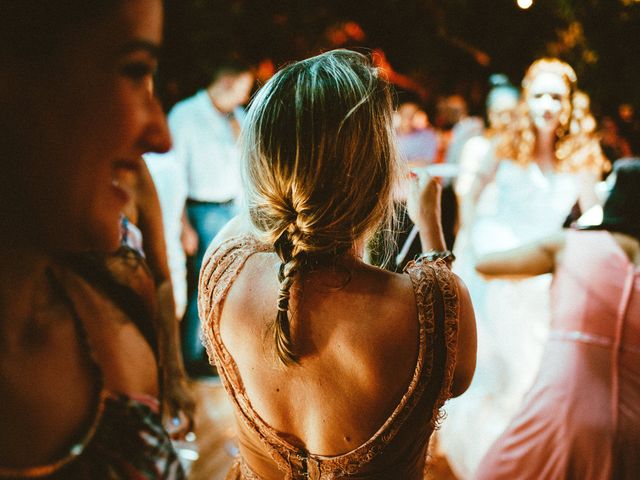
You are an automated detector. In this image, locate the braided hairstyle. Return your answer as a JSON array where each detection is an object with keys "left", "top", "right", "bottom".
[{"left": 241, "top": 49, "right": 400, "bottom": 366}]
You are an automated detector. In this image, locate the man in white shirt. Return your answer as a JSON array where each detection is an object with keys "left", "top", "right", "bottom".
[{"left": 167, "top": 61, "right": 254, "bottom": 376}]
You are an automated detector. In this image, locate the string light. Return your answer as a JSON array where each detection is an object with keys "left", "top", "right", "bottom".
[{"left": 517, "top": 0, "right": 534, "bottom": 9}]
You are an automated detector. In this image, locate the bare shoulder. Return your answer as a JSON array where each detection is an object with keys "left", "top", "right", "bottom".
[
  {"left": 449, "top": 273, "right": 477, "bottom": 397},
  {"left": 215, "top": 259, "right": 441, "bottom": 453},
  {"left": 221, "top": 257, "right": 419, "bottom": 371},
  {"left": 0, "top": 282, "right": 94, "bottom": 467},
  {"left": 204, "top": 214, "right": 253, "bottom": 258}
]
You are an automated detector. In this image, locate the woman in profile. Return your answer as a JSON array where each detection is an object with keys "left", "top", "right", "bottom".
[
  {"left": 475, "top": 158, "right": 640, "bottom": 479},
  {"left": 0, "top": 0, "right": 185, "bottom": 477},
  {"left": 198, "top": 49, "right": 476, "bottom": 479}
]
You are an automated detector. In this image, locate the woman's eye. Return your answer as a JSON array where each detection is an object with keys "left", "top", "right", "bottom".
[{"left": 122, "top": 62, "right": 156, "bottom": 80}]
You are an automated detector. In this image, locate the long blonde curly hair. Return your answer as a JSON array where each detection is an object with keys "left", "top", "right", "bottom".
[{"left": 497, "top": 58, "right": 607, "bottom": 174}]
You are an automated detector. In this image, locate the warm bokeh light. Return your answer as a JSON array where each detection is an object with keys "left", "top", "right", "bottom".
[{"left": 517, "top": 0, "right": 534, "bottom": 9}]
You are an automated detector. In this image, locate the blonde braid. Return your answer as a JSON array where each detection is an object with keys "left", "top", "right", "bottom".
[{"left": 272, "top": 233, "right": 301, "bottom": 366}]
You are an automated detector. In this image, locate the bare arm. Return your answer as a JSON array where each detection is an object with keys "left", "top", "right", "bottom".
[
  {"left": 576, "top": 169, "right": 600, "bottom": 214},
  {"left": 450, "top": 274, "right": 477, "bottom": 397},
  {"left": 180, "top": 209, "right": 198, "bottom": 257},
  {"left": 135, "top": 161, "right": 172, "bottom": 285},
  {"left": 134, "top": 162, "right": 196, "bottom": 433},
  {"left": 406, "top": 173, "right": 447, "bottom": 252},
  {"left": 475, "top": 231, "right": 566, "bottom": 279},
  {"left": 406, "top": 172, "right": 477, "bottom": 395}
]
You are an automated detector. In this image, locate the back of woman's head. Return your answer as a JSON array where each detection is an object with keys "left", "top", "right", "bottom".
[
  {"left": 600, "top": 158, "right": 640, "bottom": 241},
  {"left": 486, "top": 74, "right": 519, "bottom": 111},
  {"left": 242, "top": 49, "right": 400, "bottom": 365}
]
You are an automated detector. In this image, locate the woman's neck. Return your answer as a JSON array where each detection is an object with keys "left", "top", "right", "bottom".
[
  {"left": 207, "top": 86, "right": 234, "bottom": 115},
  {"left": 534, "top": 127, "right": 557, "bottom": 171}
]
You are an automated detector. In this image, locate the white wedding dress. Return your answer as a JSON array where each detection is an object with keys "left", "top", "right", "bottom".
[{"left": 439, "top": 158, "right": 579, "bottom": 479}]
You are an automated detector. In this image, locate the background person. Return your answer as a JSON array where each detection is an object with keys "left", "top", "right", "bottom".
[
  {"left": 475, "top": 158, "right": 640, "bottom": 479},
  {"left": 0, "top": 0, "right": 185, "bottom": 476},
  {"left": 163, "top": 60, "right": 254, "bottom": 377},
  {"left": 438, "top": 58, "right": 609, "bottom": 478}
]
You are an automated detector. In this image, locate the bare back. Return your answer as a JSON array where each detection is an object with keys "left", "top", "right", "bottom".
[
  {"left": 199, "top": 234, "right": 463, "bottom": 479},
  {"left": 222, "top": 249, "right": 419, "bottom": 454}
]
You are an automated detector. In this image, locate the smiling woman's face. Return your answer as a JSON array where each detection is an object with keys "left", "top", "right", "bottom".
[
  {"left": 526, "top": 72, "right": 570, "bottom": 132},
  {"left": 5, "top": 0, "right": 170, "bottom": 253}
]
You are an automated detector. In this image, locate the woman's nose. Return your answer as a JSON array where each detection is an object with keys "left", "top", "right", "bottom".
[{"left": 142, "top": 95, "right": 172, "bottom": 154}]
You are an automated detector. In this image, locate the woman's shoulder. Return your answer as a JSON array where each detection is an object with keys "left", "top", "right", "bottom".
[
  {"left": 403, "top": 258, "right": 458, "bottom": 302},
  {"left": 201, "top": 215, "right": 270, "bottom": 268},
  {"left": 200, "top": 233, "right": 271, "bottom": 289},
  {"left": 0, "top": 264, "right": 97, "bottom": 470},
  {"left": 198, "top": 229, "right": 273, "bottom": 335},
  {"left": 403, "top": 258, "right": 476, "bottom": 397}
]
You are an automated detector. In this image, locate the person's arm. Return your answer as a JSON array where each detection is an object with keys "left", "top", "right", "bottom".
[
  {"left": 169, "top": 108, "right": 199, "bottom": 258},
  {"left": 450, "top": 274, "right": 477, "bottom": 397},
  {"left": 134, "top": 162, "right": 196, "bottom": 435},
  {"left": 576, "top": 169, "right": 601, "bottom": 215},
  {"left": 475, "top": 231, "right": 565, "bottom": 279},
  {"left": 406, "top": 172, "right": 447, "bottom": 252},
  {"left": 180, "top": 209, "right": 198, "bottom": 257}
]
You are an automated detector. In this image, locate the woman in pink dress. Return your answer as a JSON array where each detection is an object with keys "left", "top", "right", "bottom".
[{"left": 475, "top": 158, "right": 640, "bottom": 479}]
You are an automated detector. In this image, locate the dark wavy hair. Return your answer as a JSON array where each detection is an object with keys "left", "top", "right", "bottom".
[{"left": 584, "top": 158, "right": 640, "bottom": 241}]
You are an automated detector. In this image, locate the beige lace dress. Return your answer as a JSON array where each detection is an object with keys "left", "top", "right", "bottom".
[{"left": 199, "top": 235, "right": 459, "bottom": 480}]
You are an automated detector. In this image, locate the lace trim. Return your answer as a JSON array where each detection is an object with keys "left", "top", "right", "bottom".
[
  {"left": 223, "top": 457, "right": 262, "bottom": 480},
  {"left": 199, "top": 235, "right": 459, "bottom": 478},
  {"left": 427, "top": 260, "right": 459, "bottom": 429},
  {"left": 200, "top": 235, "right": 291, "bottom": 472}
]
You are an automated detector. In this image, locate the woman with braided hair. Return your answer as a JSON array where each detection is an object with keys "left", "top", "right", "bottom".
[{"left": 198, "top": 49, "right": 476, "bottom": 479}]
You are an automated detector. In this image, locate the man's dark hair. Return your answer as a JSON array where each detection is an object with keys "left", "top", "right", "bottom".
[
  {"left": 209, "top": 58, "right": 252, "bottom": 84},
  {"left": 584, "top": 157, "right": 640, "bottom": 241}
]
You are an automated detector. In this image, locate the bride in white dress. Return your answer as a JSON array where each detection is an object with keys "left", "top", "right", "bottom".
[{"left": 439, "top": 59, "right": 608, "bottom": 479}]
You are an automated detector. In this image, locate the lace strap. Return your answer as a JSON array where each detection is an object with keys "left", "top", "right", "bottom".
[
  {"left": 427, "top": 260, "right": 459, "bottom": 428},
  {"left": 404, "top": 258, "right": 459, "bottom": 429},
  {"left": 198, "top": 235, "right": 301, "bottom": 470},
  {"left": 198, "top": 234, "right": 271, "bottom": 377}
]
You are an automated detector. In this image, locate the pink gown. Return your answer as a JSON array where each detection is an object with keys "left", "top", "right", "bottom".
[{"left": 476, "top": 230, "right": 640, "bottom": 479}]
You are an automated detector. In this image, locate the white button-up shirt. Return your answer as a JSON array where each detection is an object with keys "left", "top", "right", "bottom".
[{"left": 168, "top": 89, "right": 245, "bottom": 203}]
